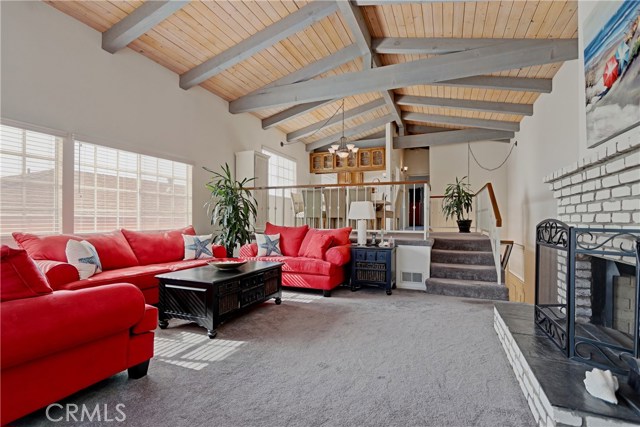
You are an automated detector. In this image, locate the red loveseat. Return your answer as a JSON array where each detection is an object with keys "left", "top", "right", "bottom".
[
  {"left": 12, "top": 226, "right": 226, "bottom": 305},
  {"left": 0, "top": 246, "right": 157, "bottom": 425},
  {"left": 239, "top": 223, "right": 351, "bottom": 297}
]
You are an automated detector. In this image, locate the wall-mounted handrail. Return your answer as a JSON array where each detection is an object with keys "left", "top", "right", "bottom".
[{"left": 474, "top": 182, "right": 501, "bottom": 228}]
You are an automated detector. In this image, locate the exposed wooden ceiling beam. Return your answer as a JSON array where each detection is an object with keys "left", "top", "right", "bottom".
[
  {"left": 180, "top": 1, "right": 338, "bottom": 89},
  {"left": 102, "top": 1, "right": 189, "bottom": 54},
  {"left": 286, "top": 98, "right": 386, "bottom": 142},
  {"left": 372, "top": 37, "right": 565, "bottom": 55},
  {"left": 403, "top": 112, "right": 520, "bottom": 132},
  {"left": 305, "top": 114, "right": 394, "bottom": 152},
  {"left": 337, "top": 1, "right": 405, "bottom": 132},
  {"left": 262, "top": 100, "right": 334, "bottom": 130},
  {"left": 397, "top": 95, "right": 533, "bottom": 116},
  {"left": 406, "top": 124, "right": 452, "bottom": 135},
  {"left": 394, "top": 129, "right": 514, "bottom": 149},
  {"left": 432, "top": 76, "right": 552, "bottom": 93},
  {"left": 229, "top": 39, "right": 578, "bottom": 113}
]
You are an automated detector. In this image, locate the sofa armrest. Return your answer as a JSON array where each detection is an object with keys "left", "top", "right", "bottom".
[
  {"left": 131, "top": 304, "right": 158, "bottom": 335},
  {"left": 34, "top": 260, "right": 79, "bottom": 290},
  {"left": 1, "top": 284, "right": 146, "bottom": 369},
  {"left": 239, "top": 243, "right": 258, "bottom": 258},
  {"left": 213, "top": 245, "right": 227, "bottom": 258},
  {"left": 325, "top": 244, "right": 351, "bottom": 266}
]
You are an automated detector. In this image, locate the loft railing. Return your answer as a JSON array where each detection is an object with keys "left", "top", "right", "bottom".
[
  {"left": 429, "top": 182, "right": 508, "bottom": 281},
  {"left": 245, "top": 180, "right": 431, "bottom": 240}
]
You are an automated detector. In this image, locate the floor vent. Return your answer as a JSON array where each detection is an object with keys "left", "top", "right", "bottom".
[{"left": 402, "top": 272, "right": 423, "bottom": 283}]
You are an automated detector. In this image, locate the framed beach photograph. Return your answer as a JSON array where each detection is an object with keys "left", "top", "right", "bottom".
[{"left": 583, "top": 1, "right": 640, "bottom": 147}]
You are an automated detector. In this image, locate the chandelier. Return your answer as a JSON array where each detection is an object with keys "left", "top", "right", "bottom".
[{"left": 328, "top": 99, "right": 358, "bottom": 159}]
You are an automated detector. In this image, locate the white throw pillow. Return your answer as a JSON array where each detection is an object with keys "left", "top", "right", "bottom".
[
  {"left": 255, "top": 233, "right": 282, "bottom": 257},
  {"left": 66, "top": 240, "right": 102, "bottom": 279},
  {"left": 183, "top": 234, "right": 214, "bottom": 260}
]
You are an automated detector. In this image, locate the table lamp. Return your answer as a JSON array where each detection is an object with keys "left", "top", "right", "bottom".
[{"left": 348, "top": 201, "right": 375, "bottom": 246}]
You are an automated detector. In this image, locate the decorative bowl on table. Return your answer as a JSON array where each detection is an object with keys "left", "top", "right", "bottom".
[{"left": 207, "top": 258, "right": 247, "bottom": 270}]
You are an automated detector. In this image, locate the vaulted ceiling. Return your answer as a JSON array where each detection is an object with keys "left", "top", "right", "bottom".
[{"left": 46, "top": 0, "right": 579, "bottom": 151}]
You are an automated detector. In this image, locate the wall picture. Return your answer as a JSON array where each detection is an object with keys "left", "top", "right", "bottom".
[{"left": 583, "top": 1, "right": 640, "bottom": 147}]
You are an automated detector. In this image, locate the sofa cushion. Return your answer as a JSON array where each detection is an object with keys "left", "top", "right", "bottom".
[
  {"left": 13, "top": 231, "right": 139, "bottom": 271},
  {"left": 242, "top": 256, "right": 337, "bottom": 277},
  {"left": 183, "top": 234, "right": 214, "bottom": 260},
  {"left": 65, "top": 240, "right": 102, "bottom": 279},
  {"left": 325, "top": 244, "right": 352, "bottom": 267},
  {"left": 256, "top": 233, "right": 282, "bottom": 257},
  {"left": 122, "top": 226, "right": 196, "bottom": 265},
  {"left": 264, "top": 223, "right": 308, "bottom": 257},
  {"left": 298, "top": 227, "right": 352, "bottom": 256},
  {"left": 33, "top": 260, "right": 80, "bottom": 289},
  {"left": 303, "top": 234, "right": 333, "bottom": 260},
  {"left": 1, "top": 246, "right": 53, "bottom": 302}
]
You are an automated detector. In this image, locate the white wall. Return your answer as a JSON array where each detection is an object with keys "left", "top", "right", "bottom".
[
  {"left": 0, "top": 1, "right": 311, "bottom": 234},
  {"left": 430, "top": 140, "right": 511, "bottom": 231}
]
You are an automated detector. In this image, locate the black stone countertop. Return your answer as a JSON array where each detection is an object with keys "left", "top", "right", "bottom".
[{"left": 495, "top": 302, "right": 640, "bottom": 424}]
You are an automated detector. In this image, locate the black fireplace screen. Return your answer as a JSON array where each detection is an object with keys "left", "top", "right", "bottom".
[{"left": 535, "top": 219, "right": 640, "bottom": 374}]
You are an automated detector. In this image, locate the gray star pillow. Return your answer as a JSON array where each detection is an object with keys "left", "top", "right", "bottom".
[{"left": 256, "top": 233, "right": 282, "bottom": 257}]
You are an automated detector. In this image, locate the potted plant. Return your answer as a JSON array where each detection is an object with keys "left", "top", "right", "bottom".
[
  {"left": 442, "top": 176, "right": 474, "bottom": 233},
  {"left": 204, "top": 163, "right": 257, "bottom": 256}
]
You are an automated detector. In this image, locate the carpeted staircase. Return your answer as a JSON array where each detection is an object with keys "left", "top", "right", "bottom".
[{"left": 426, "top": 233, "right": 509, "bottom": 301}]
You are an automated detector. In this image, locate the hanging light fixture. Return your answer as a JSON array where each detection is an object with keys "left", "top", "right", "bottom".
[{"left": 333, "top": 99, "right": 357, "bottom": 159}]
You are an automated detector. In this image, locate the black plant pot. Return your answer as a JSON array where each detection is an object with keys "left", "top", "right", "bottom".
[{"left": 457, "top": 219, "right": 472, "bottom": 233}]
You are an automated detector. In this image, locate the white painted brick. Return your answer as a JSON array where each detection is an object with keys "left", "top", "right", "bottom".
[
  {"left": 606, "top": 158, "right": 626, "bottom": 173},
  {"left": 561, "top": 177, "right": 571, "bottom": 187},
  {"left": 559, "top": 214, "right": 570, "bottom": 222},
  {"left": 571, "top": 174, "right": 583, "bottom": 184},
  {"left": 585, "top": 415, "right": 639, "bottom": 427},
  {"left": 596, "top": 213, "right": 611, "bottom": 223},
  {"left": 553, "top": 181, "right": 562, "bottom": 190},
  {"left": 620, "top": 169, "right": 640, "bottom": 184},
  {"left": 612, "top": 186, "right": 631, "bottom": 198},
  {"left": 602, "top": 175, "right": 620, "bottom": 188},
  {"left": 603, "top": 201, "right": 621, "bottom": 211},
  {"left": 576, "top": 204, "right": 587, "bottom": 213},
  {"left": 566, "top": 205, "right": 576, "bottom": 214},
  {"left": 625, "top": 152, "right": 640, "bottom": 168},
  {"left": 528, "top": 397, "right": 540, "bottom": 423},
  {"left": 612, "top": 213, "right": 630, "bottom": 223},
  {"left": 554, "top": 409, "right": 582, "bottom": 426},
  {"left": 533, "top": 396, "right": 547, "bottom": 423},
  {"left": 582, "top": 193, "right": 595, "bottom": 202},
  {"left": 561, "top": 188, "right": 570, "bottom": 197},
  {"left": 554, "top": 190, "right": 563, "bottom": 198},
  {"left": 586, "top": 167, "right": 600, "bottom": 180},
  {"left": 595, "top": 180, "right": 603, "bottom": 190},
  {"left": 595, "top": 190, "right": 610, "bottom": 200},
  {"left": 571, "top": 195, "right": 581, "bottom": 204},
  {"left": 582, "top": 214, "right": 595, "bottom": 223},
  {"left": 631, "top": 183, "right": 640, "bottom": 196},
  {"left": 622, "top": 199, "right": 639, "bottom": 211},
  {"left": 570, "top": 184, "right": 582, "bottom": 195},
  {"left": 633, "top": 212, "right": 640, "bottom": 223},
  {"left": 558, "top": 206, "right": 566, "bottom": 214},
  {"left": 588, "top": 203, "right": 602, "bottom": 212},
  {"left": 561, "top": 198, "right": 571, "bottom": 206},
  {"left": 583, "top": 181, "right": 596, "bottom": 192},
  {"left": 571, "top": 214, "right": 581, "bottom": 222}
]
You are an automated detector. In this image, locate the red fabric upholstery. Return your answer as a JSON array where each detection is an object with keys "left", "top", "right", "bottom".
[
  {"left": 34, "top": 260, "right": 79, "bottom": 289},
  {"left": 132, "top": 305, "right": 158, "bottom": 335},
  {"left": 240, "top": 243, "right": 258, "bottom": 257},
  {"left": 282, "top": 270, "right": 345, "bottom": 291},
  {"left": 241, "top": 256, "right": 340, "bottom": 277},
  {"left": 325, "top": 244, "right": 352, "bottom": 267},
  {"left": 303, "top": 234, "right": 334, "bottom": 260},
  {"left": 1, "top": 281, "right": 155, "bottom": 425},
  {"left": 298, "top": 227, "right": 352, "bottom": 256},
  {"left": 122, "top": 226, "right": 195, "bottom": 265},
  {"left": 264, "top": 223, "right": 309, "bottom": 257},
  {"left": 1, "top": 246, "right": 52, "bottom": 302}
]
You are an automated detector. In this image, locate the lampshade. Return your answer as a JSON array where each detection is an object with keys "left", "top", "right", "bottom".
[
  {"left": 330, "top": 144, "right": 340, "bottom": 151},
  {"left": 346, "top": 143, "right": 355, "bottom": 150},
  {"left": 348, "top": 201, "right": 375, "bottom": 220},
  {"left": 337, "top": 150, "right": 350, "bottom": 159}
]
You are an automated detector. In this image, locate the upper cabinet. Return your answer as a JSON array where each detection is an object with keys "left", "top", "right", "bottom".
[{"left": 310, "top": 147, "right": 385, "bottom": 174}]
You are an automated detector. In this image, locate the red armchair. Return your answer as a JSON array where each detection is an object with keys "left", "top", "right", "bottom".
[{"left": 0, "top": 246, "right": 157, "bottom": 425}]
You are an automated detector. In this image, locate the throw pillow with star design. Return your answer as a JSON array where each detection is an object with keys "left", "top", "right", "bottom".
[
  {"left": 255, "top": 233, "right": 282, "bottom": 257},
  {"left": 65, "top": 240, "right": 103, "bottom": 279},
  {"left": 183, "top": 234, "right": 215, "bottom": 260}
]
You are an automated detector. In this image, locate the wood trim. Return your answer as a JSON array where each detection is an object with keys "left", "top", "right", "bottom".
[{"left": 475, "top": 182, "right": 502, "bottom": 227}]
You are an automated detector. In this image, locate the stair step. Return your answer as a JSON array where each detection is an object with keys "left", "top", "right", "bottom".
[
  {"left": 430, "top": 262, "right": 498, "bottom": 282},
  {"left": 425, "top": 278, "right": 509, "bottom": 301},
  {"left": 432, "top": 235, "right": 493, "bottom": 252},
  {"left": 431, "top": 249, "right": 494, "bottom": 266}
]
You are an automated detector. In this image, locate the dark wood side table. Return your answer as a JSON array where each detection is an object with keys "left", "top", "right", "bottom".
[
  {"left": 350, "top": 246, "right": 396, "bottom": 295},
  {"left": 156, "top": 261, "right": 282, "bottom": 339}
]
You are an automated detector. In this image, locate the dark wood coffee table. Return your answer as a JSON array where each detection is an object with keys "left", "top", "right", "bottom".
[{"left": 156, "top": 261, "right": 283, "bottom": 339}]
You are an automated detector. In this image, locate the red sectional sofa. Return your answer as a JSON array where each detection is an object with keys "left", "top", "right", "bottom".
[
  {"left": 0, "top": 246, "right": 158, "bottom": 425},
  {"left": 239, "top": 223, "right": 351, "bottom": 297},
  {"left": 12, "top": 226, "right": 226, "bottom": 304}
]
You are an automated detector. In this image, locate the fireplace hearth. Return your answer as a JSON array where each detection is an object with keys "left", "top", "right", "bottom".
[{"left": 535, "top": 219, "right": 640, "bottom": 375}]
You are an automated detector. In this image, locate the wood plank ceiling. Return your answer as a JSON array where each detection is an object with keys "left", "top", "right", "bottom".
[{"left": 46, "top": 0, "right": 578, "bottom": 151}]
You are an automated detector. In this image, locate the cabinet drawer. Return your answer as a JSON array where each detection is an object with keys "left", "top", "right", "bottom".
[
  {"left": 376, "top": 252, "right": 387, "bottom": 262},
  {"left": 355, "top": 250, "right": 366, "bottom": 261},
  {"left": 366, "top": 251, "right": 376, "bottom": 261}
]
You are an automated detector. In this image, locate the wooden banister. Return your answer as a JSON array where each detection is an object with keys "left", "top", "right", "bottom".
[
  {"left": 245, "top": 180, "right": 430, "bottom": 191},
  {"left": 474, "top": 182, "right": 502, "bottom": 227}
]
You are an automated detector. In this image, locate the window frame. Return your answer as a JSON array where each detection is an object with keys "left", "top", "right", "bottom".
[{"left": 261, "top": 147, "right": 297, "bottom": 197}]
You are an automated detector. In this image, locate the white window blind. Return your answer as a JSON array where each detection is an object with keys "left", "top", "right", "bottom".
[
  {"left": 262, "top": 148, "right": 296, "bottom": 197},
  {"left": 0, "top": 124, "right": 63, "bottom": 236},
  {"left": 74, "top": 141, "right": 192, "bottom": 233}
]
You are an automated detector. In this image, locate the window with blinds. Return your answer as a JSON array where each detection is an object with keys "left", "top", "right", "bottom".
[
  {"left": 0, "top": 124, "right": 63, "bottom": 236},
  {"left": 74, "top": 141, "right": 192, "bottom": 233},
  {"left": 262, "top": 148, "right": 296, "bottom": 197}
]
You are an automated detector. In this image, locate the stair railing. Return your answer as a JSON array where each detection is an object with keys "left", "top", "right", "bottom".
[{"left": 474, "top": 183, "right": 502, "bottom": 283}]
